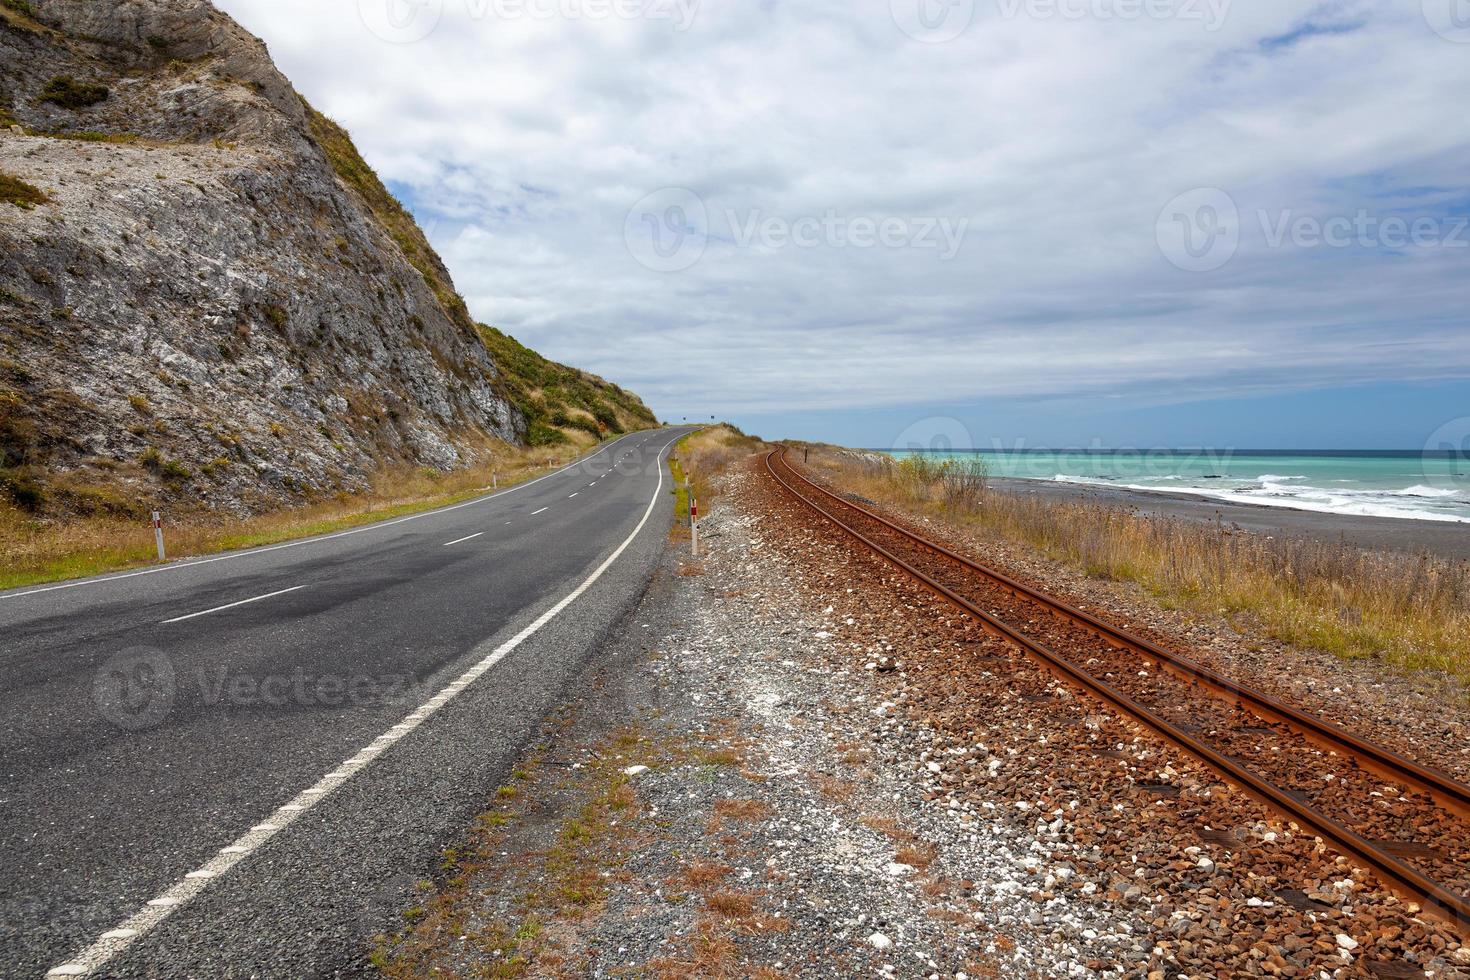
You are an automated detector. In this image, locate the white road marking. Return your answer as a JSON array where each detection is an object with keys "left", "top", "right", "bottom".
[
  {"left": 568, "top": 492, "right": 579, "bottom": 498},
  {"left": 443, "top": 532, "right": 483, "bottom": 547},
  {"left": 45, "top": 431, "right": 682, "bottom": 978},
  {"left": 1, "top": 431, "right": 660, "bottom": 602},
  {"left": 160, "top": 586, "right": 306, "bottom": 624},
  {"left": 531, "top": 507, "right": 549, "bottom": 515}
]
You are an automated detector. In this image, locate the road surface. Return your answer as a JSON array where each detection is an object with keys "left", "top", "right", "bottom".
[{"left": 0, "top": 427, "right": 692, "bottom": 977}]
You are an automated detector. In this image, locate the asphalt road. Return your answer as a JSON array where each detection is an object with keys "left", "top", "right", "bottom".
[{"left": 0, "top": 427, "right": 693, "bottom": 978}]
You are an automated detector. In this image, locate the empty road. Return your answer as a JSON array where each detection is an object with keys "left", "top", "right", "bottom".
[{"left": 0, "top": 427, "right": 691, "bottom": 977}]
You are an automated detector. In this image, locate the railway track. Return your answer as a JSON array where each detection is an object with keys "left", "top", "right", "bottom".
[{"left": 764, "top": 447, "right": 1470, "bottom": 933}]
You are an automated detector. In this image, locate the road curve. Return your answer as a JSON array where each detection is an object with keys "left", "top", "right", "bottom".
[{"left": 0, "top": 427, "right": 693, "bottom": 978}]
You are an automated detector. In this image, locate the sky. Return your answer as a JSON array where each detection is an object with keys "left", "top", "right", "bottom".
[{"left": 216, "top": 0, "right": 1470, "bottom": 451}]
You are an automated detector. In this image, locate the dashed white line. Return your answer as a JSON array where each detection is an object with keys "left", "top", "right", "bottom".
[
  {"left": 442, "top": 532, "right": 484, "bottom": 547},
  {"left": 531, "top": 507, "right": 549, "bottom": 515},
  {"left": 44, "top": 431, "right": 683, "bottom": 978},
  {"left": 160, "top": 585, "right": 306, "bottom": 624},
  {"left": 1, "top": 431, "right": 656, "bottom": 602},
  {"left": 568, "top": 492, "right": 579, "bottom": 498}
]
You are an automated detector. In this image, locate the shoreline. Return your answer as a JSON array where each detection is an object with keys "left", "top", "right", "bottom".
[{"left": 989, "top": 476, "right": 1470, "bottom": 562}]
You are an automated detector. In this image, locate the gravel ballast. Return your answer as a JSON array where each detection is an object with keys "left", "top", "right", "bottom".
[{"left": 377, "top": 457, "right": 1470, "bottom": 978}]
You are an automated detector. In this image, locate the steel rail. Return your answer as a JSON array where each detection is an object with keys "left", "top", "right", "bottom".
[
  {"left": 764, "top": 448, "right": 1470, "bottom": 931},
  {"left": 770, "top": 449, "right": 1470, "bottom": 822}
]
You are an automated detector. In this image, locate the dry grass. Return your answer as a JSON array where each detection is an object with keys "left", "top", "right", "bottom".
[
  {"left": 649, "top": 921, "right": 740, "bottom": 978},
  {"left": 0, "top": 435, "right": 609, "bottom": 591},
  {"left": 812, "top": 773, "right": 857, "bottom": 803},
  {"left": 811, "top": 447, "right": 1470, "bottom": 685},
  {"left": 861, "top": 814, "right": 916, "bottom": 842},
  {"left": 707, "top": 798, "right": 773, "bottom": 833},
  {"left": 371, "top": 724, "right": 658, "bottom": 977},
  {"left": 894, "top": 843, "right": 938, "bottom": 871},
  {"left": 670, "top": 423, "right": 768, "bottom": 523},
  {"left": 682, "top": 859, "right": 733, "bottom": 888},
  {"left": 705, "top": 891, "right": 755, "bottom": 919}
]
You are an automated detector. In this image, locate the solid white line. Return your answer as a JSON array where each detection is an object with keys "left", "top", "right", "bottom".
[
  {"left": 1, "top": 432, "right": 661, "bottom": 602},
  {"left": 531, "top": 507, "right": 549, "bottom": 515},
  {"left": 443, "top": 533, "right": 484, "bottom": 547},
  {"left": 160, "top": 586, "right": 306, "bottom": 624},
  {"left": 45, "top": 431, "right": 683, "bottom": 978}
]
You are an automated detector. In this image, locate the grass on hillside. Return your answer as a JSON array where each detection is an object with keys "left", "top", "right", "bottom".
[
  {"left": 0, "top": 0, "right": 51, "bottom": 36},
  {"left": 477, "top": 326, "right": 658, "bottom": 447},
  {"left": 39, "top": 75, "right": 109, "bottom": 110},
  {"left": 670, "top": 424, "right": 767, "bottom": 520},
  {"left": 304, "top": 102, "right": 479, "bottom": 340},
  {"left": 305, "top": 101, "right": 657, "bottom": 450},
  {"left": 808, "top": 448, "right": 1470, "bottom": 687},
  {"left": 0, "top": 436, "right": 619, "bottom": 591},
  {"left": 0, "top": 170, "right": 49, "bottom": 209}
]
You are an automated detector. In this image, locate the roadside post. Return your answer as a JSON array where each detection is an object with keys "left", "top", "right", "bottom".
[
  {"left": 152, "top": 510, "right": 166, "bottom": 561},
  {"left": 691, "top": 494, "right": 699, "bottom": 557}
]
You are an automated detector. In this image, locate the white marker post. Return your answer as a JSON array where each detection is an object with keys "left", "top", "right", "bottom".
[
  {"left": 690, "top": 494, "right": 699, "bottom": 557},
  {"left": 152, "top": 511, "right": 166, "bottom": 561}
]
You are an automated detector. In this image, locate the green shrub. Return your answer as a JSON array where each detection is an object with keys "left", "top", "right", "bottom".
[
  {"left": 160, "top": 459, "right": 191, "bottom": 482},
  {"left": 591, "top": 403, "right": 621, "bottom": 434},
  {"left": 526, "top": 421, "right": 567, "bottom": 447},
  {"left": 0, "top": 467, "right": 44, "bottom": 511},
  {"left": 39, "top": 76, "right": 110, "bottom": 110},
  {"left": 0, "top": 171, "right": 48, "bottom": 209}
]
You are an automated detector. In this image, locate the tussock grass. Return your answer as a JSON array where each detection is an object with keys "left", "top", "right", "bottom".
[
  {"left": 670, "top": 423, "right": 768, "bottom": 523},
  {"left": 0, "top": 170, "right": 48, "bottom": 209},
  {"left": 0, "top": 437, "right": 603, "bottom": 591},
  {"left": 813, "top": 448, "right": 1470, "bottom": 685},
  {"left": 39, "top": 75, "right": 109, "bottom": 110}
]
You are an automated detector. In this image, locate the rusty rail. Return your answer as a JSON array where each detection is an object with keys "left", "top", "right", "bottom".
[{"left": 764, "top": 447, "right": 1470, "bottom": 931}]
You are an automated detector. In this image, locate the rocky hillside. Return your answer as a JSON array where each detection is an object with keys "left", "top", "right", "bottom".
[{"left": 0, "top": 0, "right": 654, "bottom": 518}]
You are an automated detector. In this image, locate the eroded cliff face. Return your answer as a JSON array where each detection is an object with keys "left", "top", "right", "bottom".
[{"left": 0, "top": 0, "right": 525, "bottom": 515}]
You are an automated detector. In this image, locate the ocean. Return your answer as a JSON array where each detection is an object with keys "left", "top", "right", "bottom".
[{"left": 889, "top": 450, "right": 1470, "bottom": 524}]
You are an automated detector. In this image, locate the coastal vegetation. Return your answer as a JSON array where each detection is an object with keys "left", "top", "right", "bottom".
[
  {"left": 811, "top": 448, "right": 1470, "bottom": 686},
  {"left": 669, "top": 424, "right": 768, "bottom": 528},
  {"left": 0, "top": 170, "right": 48, "bottom": 209},
  {"left": 0, "top": 434, "right": 619, "bottom": 591}
]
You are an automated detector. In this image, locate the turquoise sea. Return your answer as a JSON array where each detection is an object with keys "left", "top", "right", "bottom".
[{"left": 890, "top": 451, "right": 1470, "bottom": 524}]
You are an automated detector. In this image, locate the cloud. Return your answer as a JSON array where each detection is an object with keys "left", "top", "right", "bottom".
[{"left": 218, "top": 0, "right": 1470, "bottom": 421}]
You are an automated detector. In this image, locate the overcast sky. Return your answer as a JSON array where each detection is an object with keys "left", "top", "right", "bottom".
[{"left": 218, "top": 0, "right": 1469, "bottom": 449}]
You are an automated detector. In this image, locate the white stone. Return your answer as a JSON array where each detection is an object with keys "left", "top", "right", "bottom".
[
  {"left": 868, "top": 932, "right": 893, "bottom": 950},
  {"left": 622, "top": 765, "right": 650, "bottom": 776},
  {"left": 1335, "top": 934, "right": 1358, "bottom": 952}
]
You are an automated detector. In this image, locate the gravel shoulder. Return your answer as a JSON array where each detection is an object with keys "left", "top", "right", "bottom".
[{"left": 373, "top": 457, "right": 1470, "bottom": 978}]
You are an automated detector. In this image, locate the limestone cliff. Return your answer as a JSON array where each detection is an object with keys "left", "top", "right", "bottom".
[{"left": 0, "top": 0, "right": 653, "bottom": 517}]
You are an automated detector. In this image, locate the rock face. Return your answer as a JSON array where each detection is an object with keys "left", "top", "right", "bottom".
[{"left": 0, "top": 0, "right": 541, "bottom": 514}]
